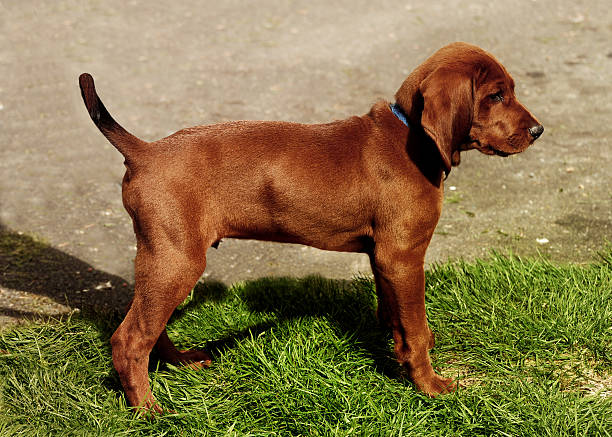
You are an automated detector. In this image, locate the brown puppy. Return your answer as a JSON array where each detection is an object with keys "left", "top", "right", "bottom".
[{"left": 79, "top": 42, "right": 543, "bottom": 413}]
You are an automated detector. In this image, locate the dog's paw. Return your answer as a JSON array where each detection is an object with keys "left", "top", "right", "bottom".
[
  {"left": 412, "top": 371, "right": 457, "bottom": 397},
  {"left": 133, "top": 394, "right": 166, "bottom": 419},
  {"left": 174, "top": 349, "right": 212, "bottom": 370}
]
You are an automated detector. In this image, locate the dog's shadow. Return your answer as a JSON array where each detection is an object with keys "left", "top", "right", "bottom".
[
  {"left": 0, "top": 223, "right": 398, "bottom": 383},
  {"left": 0, "top": 223, "right": 132, "bottom": 324},
  {"left": 168, "top": 276, "right": 400, "bottom": 379}
]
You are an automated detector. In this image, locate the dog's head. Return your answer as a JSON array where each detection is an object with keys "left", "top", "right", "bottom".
[{"left": 395, "top": 42, "right": 543, "bottom": 174}]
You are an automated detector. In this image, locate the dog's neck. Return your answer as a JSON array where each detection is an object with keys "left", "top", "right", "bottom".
[
  {"left": 390, "top": 101, "right": 450, "bottom": 181},
  {"left": 390, "top": 103, "right": 410, "bottom": 127}
]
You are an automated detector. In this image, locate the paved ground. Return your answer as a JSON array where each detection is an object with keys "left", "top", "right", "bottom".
[{"left": 1, "top": 0, "right": 611, "bottom": 326}]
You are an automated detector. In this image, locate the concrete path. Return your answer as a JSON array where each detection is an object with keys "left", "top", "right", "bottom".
[{"left": 1, "top": 1, "right": 611, "bottom": 324}]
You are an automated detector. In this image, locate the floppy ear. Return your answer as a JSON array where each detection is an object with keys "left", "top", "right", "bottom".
[{"left": 419, "top": 67, "right": 474, "bottom": 174}]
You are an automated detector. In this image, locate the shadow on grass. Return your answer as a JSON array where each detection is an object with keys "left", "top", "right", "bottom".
[
  {"left": 170, "top": 275, "right": 399, "bottom": 379},
  {"left": 243, "top": 276, "right": 398, "bottom": 377},
  {"left": 1, "top": 222, "right": 397, "bottom": 382}
]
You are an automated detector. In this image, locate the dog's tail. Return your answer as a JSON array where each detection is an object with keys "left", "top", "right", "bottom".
[{"left": 79, "top": 73, "right": 146, "bottom": 160}]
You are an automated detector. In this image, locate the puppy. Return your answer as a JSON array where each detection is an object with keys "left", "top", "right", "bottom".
[{"left": 79, "top": 42, "right": 543, "bottom": 413}]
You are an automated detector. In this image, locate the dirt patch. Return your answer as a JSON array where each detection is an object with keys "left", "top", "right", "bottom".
[
  {"left": 440, "top": 356, "right": 611, "bottom": 397},
  {"left": 525, "top": 356, "right": 611, "bottom": 398}
]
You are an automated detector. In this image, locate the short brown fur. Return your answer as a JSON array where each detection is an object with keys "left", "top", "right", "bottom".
[{"left": 79, "top": 42, "right": 542, "bottom": 414}]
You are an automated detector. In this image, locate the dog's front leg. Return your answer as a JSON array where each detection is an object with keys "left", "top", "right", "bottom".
[{"left": 370, "top": 243, "right": 455, "bottom": 396}]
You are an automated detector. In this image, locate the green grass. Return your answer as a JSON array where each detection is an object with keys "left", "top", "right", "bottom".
[{"left": 0, "top": 253, "right": 610, "bottom": 436}]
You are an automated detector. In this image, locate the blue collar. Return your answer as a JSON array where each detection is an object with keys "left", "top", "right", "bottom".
[{"left": 390, "top": 103, "right": 410, "bottom": 127}]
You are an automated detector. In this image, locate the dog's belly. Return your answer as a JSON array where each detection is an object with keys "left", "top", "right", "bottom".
[
  {"left": 221, "top": 189, "right": 374, "bottom": 253},
  {"left": 226, "top": 226, "right": 374, "bottom": 253}
]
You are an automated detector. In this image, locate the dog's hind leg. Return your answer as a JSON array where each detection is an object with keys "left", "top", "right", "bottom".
[{"left": 110, "top": 239, "right": 208, "bottom": 414}]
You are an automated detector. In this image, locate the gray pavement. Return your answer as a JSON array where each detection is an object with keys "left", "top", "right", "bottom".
[{"left": 1, "top": 1, "right": 611, "bottom": 323}]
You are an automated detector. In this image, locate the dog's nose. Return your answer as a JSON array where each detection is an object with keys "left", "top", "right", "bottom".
[{"left": 528, "top": 124, "right": 544, "bottom": 140}]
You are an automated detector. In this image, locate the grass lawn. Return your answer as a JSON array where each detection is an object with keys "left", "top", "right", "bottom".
[{"left": 0, "top": 252, "right": 610, "bottom": 436}]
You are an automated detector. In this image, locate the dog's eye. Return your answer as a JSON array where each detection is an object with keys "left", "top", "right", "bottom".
[{"left": 489, "top": 92, "right": 504, "bottom": 103}]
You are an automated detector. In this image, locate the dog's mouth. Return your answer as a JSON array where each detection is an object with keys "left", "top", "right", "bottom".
[
  {"left": 469, "top": 139, "right": 515, "bottom": 157},
  {"left": 490, "top": 147, "right": 511, "bottom": 157}
]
